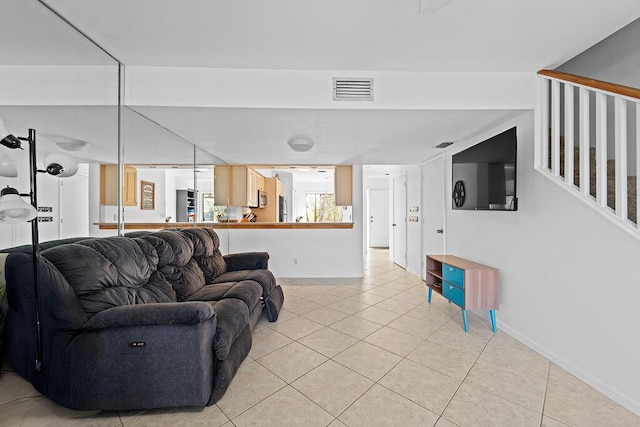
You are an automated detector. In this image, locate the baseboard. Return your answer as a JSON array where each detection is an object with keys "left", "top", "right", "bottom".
[{"left": 493, "top": 317, "right": 640, "bottom": 417}]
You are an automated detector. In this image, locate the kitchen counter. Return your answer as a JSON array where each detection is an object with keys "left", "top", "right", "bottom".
[{"left": 96, "top": 222, "right": 354, "bottom": 230}]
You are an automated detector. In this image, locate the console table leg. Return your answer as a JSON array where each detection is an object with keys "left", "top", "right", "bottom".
[
  {"left": 490, "top": 310, "right": 497, "bottom": 333},
  {"left": 462, "top": 310, "right": 468, "bottom": 333},
  {"left": 427, "top": 287, "right": 432, "bottom": 303}
]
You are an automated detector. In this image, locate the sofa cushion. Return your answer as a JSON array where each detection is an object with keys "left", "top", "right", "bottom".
[
  {"left": 135, "top": 231, "right": 205, "bottom": 301},
  {"left": 182, "top": 228, "right": 227, "bottom": 282},
  {"left": 187, "top": 280, "right": 262, "bottom": 310},
  {"left": 43, "top": 238, "right": 176, "bottom": 317},
  {"left": 214, "top": 269, "right": 276, "bottom": 298},
  {"left": 209, "top": 298, "right": 249, "bottom": 360}
]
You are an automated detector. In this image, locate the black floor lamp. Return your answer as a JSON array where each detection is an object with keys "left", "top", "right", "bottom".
[{"left": 0, "top": 119, "right": 79, "bottom": 372}]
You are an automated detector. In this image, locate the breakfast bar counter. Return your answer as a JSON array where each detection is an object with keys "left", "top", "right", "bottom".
[{"left": 96, "top": 222, "right": 354, "bottom": 230}]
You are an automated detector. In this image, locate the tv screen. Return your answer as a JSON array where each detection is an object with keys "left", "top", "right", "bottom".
[{"left": 452, "top": 127, "right": 517, "bottom": 211}]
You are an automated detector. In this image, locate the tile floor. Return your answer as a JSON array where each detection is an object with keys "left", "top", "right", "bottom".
[{"left": 1, "top": 249, "right": 639, "bottom": 426}]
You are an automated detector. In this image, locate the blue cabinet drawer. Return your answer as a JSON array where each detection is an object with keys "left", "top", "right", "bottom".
[
  {"left": 443, "top": 264, "right": 465, "bottom": 288},
  {"left": 443, "top": 283, "right": 465, "bottom": 308}
]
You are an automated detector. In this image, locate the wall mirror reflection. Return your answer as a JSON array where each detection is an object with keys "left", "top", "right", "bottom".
[
  {"left": 214, "top": 165, "right": 353, "bottom": 223},
  {"left": 0, "top": 0, "right": 119, "bottom": 248}
]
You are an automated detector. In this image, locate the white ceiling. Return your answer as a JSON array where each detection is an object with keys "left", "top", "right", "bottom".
[
  {"left": 43, "top": 0, "right": 640, "bottom": 71},
  {"left": 131, "top": 106, "right": 522, "bottom": 164},
  {"left": 1, "top": 0, "right": 639, "bottom": 165}
]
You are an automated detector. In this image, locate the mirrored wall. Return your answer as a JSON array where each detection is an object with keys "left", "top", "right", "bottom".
[
  {"left": 0, "top": 0, "right": 228, "bottom": 250},
  {"left": 0, "top": 0, "right": 119, "bottom": 248}
]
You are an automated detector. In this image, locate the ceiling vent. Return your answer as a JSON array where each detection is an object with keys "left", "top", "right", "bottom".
[
  {"left": 333, "top": 78, "right": 374, "bottom": 101},
  {"left": 435, "top": 141, "right": 455, "bottom": 149}
]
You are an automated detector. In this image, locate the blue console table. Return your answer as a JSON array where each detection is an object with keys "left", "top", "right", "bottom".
[{"left": 426, "top": 255, "right": 499, "bottom": 333}]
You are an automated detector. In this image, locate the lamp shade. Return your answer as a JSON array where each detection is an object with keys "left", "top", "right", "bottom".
[
  {"left": 0, "top": 153, "right": 17, "bottom": 177},
  {"left": 44, "top": 152, "right": 79, "bottom": 177},
  {"left": 0, "top": 187, "right": 37, "bottom": 223},
  {"left": 0, "top": 117, "right": 22, "bottom": 150}
]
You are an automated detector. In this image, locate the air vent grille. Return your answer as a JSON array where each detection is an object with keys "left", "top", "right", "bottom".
[
  {"left": 435, "top": 142, "right": 455, "bottom": 149},
  {"left": 333, "top": 78, "right": 373, "bottom": 101}
]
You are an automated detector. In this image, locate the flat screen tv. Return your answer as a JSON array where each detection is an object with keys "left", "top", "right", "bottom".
[{"left": 452, "top": 127, "right": 517, "bottom": 211}]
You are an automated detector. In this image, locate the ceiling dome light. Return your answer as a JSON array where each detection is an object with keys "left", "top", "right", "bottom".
[
  {"left": 41, "top": 133, "right": 90, "bottom": 152},
  {"left": 287, "top": 136, "right": 315, "bottom": 153}
]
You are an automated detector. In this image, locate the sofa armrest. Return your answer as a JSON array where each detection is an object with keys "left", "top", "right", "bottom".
[
  {"left": 223, "top": 252, "right": 269, "bottom": 272},
  {"left": 82, "top": 302, "right": 215, "bottom": 330}
]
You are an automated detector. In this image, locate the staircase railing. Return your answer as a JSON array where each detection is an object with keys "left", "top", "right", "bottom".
[{"left": 537, "top": 69, "right": 640, "bottom": 236}]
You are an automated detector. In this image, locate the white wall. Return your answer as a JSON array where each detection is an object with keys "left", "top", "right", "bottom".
[
  {"left": 557, "top": 18, "right": 640, "bottom": 88},
  {"left": 227, "top": 165, "right": 364, "bottom": 277},
  {"left": 425, "top": 111, "right": 640, "bottom": 415}
]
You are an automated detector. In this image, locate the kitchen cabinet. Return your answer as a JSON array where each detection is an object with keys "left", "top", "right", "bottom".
[
  {"left": 100, "top": 165, "right": 137, "bottom": 206},
  {"left": 214, "top": 165, "right": 265, "bottom": 207},
  {"left": 334, "top": 165, "right": 353, "bottom": 206}
]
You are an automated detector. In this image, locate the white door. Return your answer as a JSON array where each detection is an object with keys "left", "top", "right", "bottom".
[
  {"left": 369, "top": 189, "right": 389, "bottom": 248},
  {"left": 422, "top": 156, "right": 445, "bottom": 278},
  {"left": 392, "top": 173, "right": 407, "bottom": 268},
  {"left": 60, "top": 174, "right": 89, "bottom": 238}
]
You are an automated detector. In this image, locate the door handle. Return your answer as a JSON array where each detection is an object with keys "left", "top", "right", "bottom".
[
  {"left": 436, "top": 229, "right": 443, "bottom": 234},
  {"left": 392, "top": 223, "right": 397, "bottom": 226}
]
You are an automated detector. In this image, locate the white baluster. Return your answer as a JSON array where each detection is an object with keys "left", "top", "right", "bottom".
[
  {"left": 596, "top": 92, "right": 608, "bottom": 207},
  {"left": 539, "top": 78, "right": 550, "bottom": 170},
  {"left": 637, "top": 103, "right": 640, "bottom": 228},
  {"left": 551, "top": 81, "right": 561, "bottom": 176},
  {"left": 564, "top": 84, "right": 575, "bottom": 185},
  {"left": 614, "top": 98, "right": 627, "bottom": 220},
  {"left": 579, "top": 88, "right": 591, "bottom": 196}
]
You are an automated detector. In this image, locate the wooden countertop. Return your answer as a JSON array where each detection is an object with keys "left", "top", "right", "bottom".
[{"left": 96, "top": 222, "right": 354, "bottom": 230}]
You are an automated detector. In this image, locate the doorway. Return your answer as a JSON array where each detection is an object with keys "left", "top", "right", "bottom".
[
  {"left": 422, "top": 156, "right": 445, "bottom": 278},
  {"left": 392, "top": 173, "right": 407, "bottom": 268},
  {"left": 368, "top": 189, "right": 389, "bottom": 248}
]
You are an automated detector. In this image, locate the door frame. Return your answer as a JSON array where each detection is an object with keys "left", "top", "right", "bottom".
[{"left": 391, "top": 172, "right": 407, "bottom": 268}]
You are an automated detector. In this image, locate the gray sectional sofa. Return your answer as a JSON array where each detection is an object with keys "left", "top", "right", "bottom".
[{"left": 1, "top": 228, "right": 284, "bottom": 410}]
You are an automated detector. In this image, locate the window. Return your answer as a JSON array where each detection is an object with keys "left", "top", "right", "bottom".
[{"left": 305, "top": 193, "right": 345, "bottom": 222}]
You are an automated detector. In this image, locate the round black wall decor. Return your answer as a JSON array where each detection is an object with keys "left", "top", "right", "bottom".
[{"left": 453, "top": 180, "right": 466, "bottom": 208}]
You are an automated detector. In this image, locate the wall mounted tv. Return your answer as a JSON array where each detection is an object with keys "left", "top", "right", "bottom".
[{"left": 452, "top": 127, "right": 517, "bottom": 211}]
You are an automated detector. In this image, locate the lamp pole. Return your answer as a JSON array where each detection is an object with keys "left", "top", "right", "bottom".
[{"left": 18, "top": 129, "right": 42, "bottom": 372}]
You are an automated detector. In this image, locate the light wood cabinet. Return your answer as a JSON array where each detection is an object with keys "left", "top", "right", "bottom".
[
  {"left": 214, "top": 165, "right": 265, "bottom": 207},
  {"left": 100, "top": 165, "right": 137, "bottom": 206},
  {"left": 334, "top": 165, "right": 353, "bottom": 206},
  {"left": 254, "top": 177, "right": 283, "bottom": 222}
]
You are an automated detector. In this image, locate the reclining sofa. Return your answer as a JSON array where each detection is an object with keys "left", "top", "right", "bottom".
[{"left": 1, "top": 228, "right": 284, "bottom": 410}]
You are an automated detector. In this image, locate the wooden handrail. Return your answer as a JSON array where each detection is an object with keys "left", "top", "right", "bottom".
[{"left": 538, "top": 69, "right": 640, "bottom": 100}]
